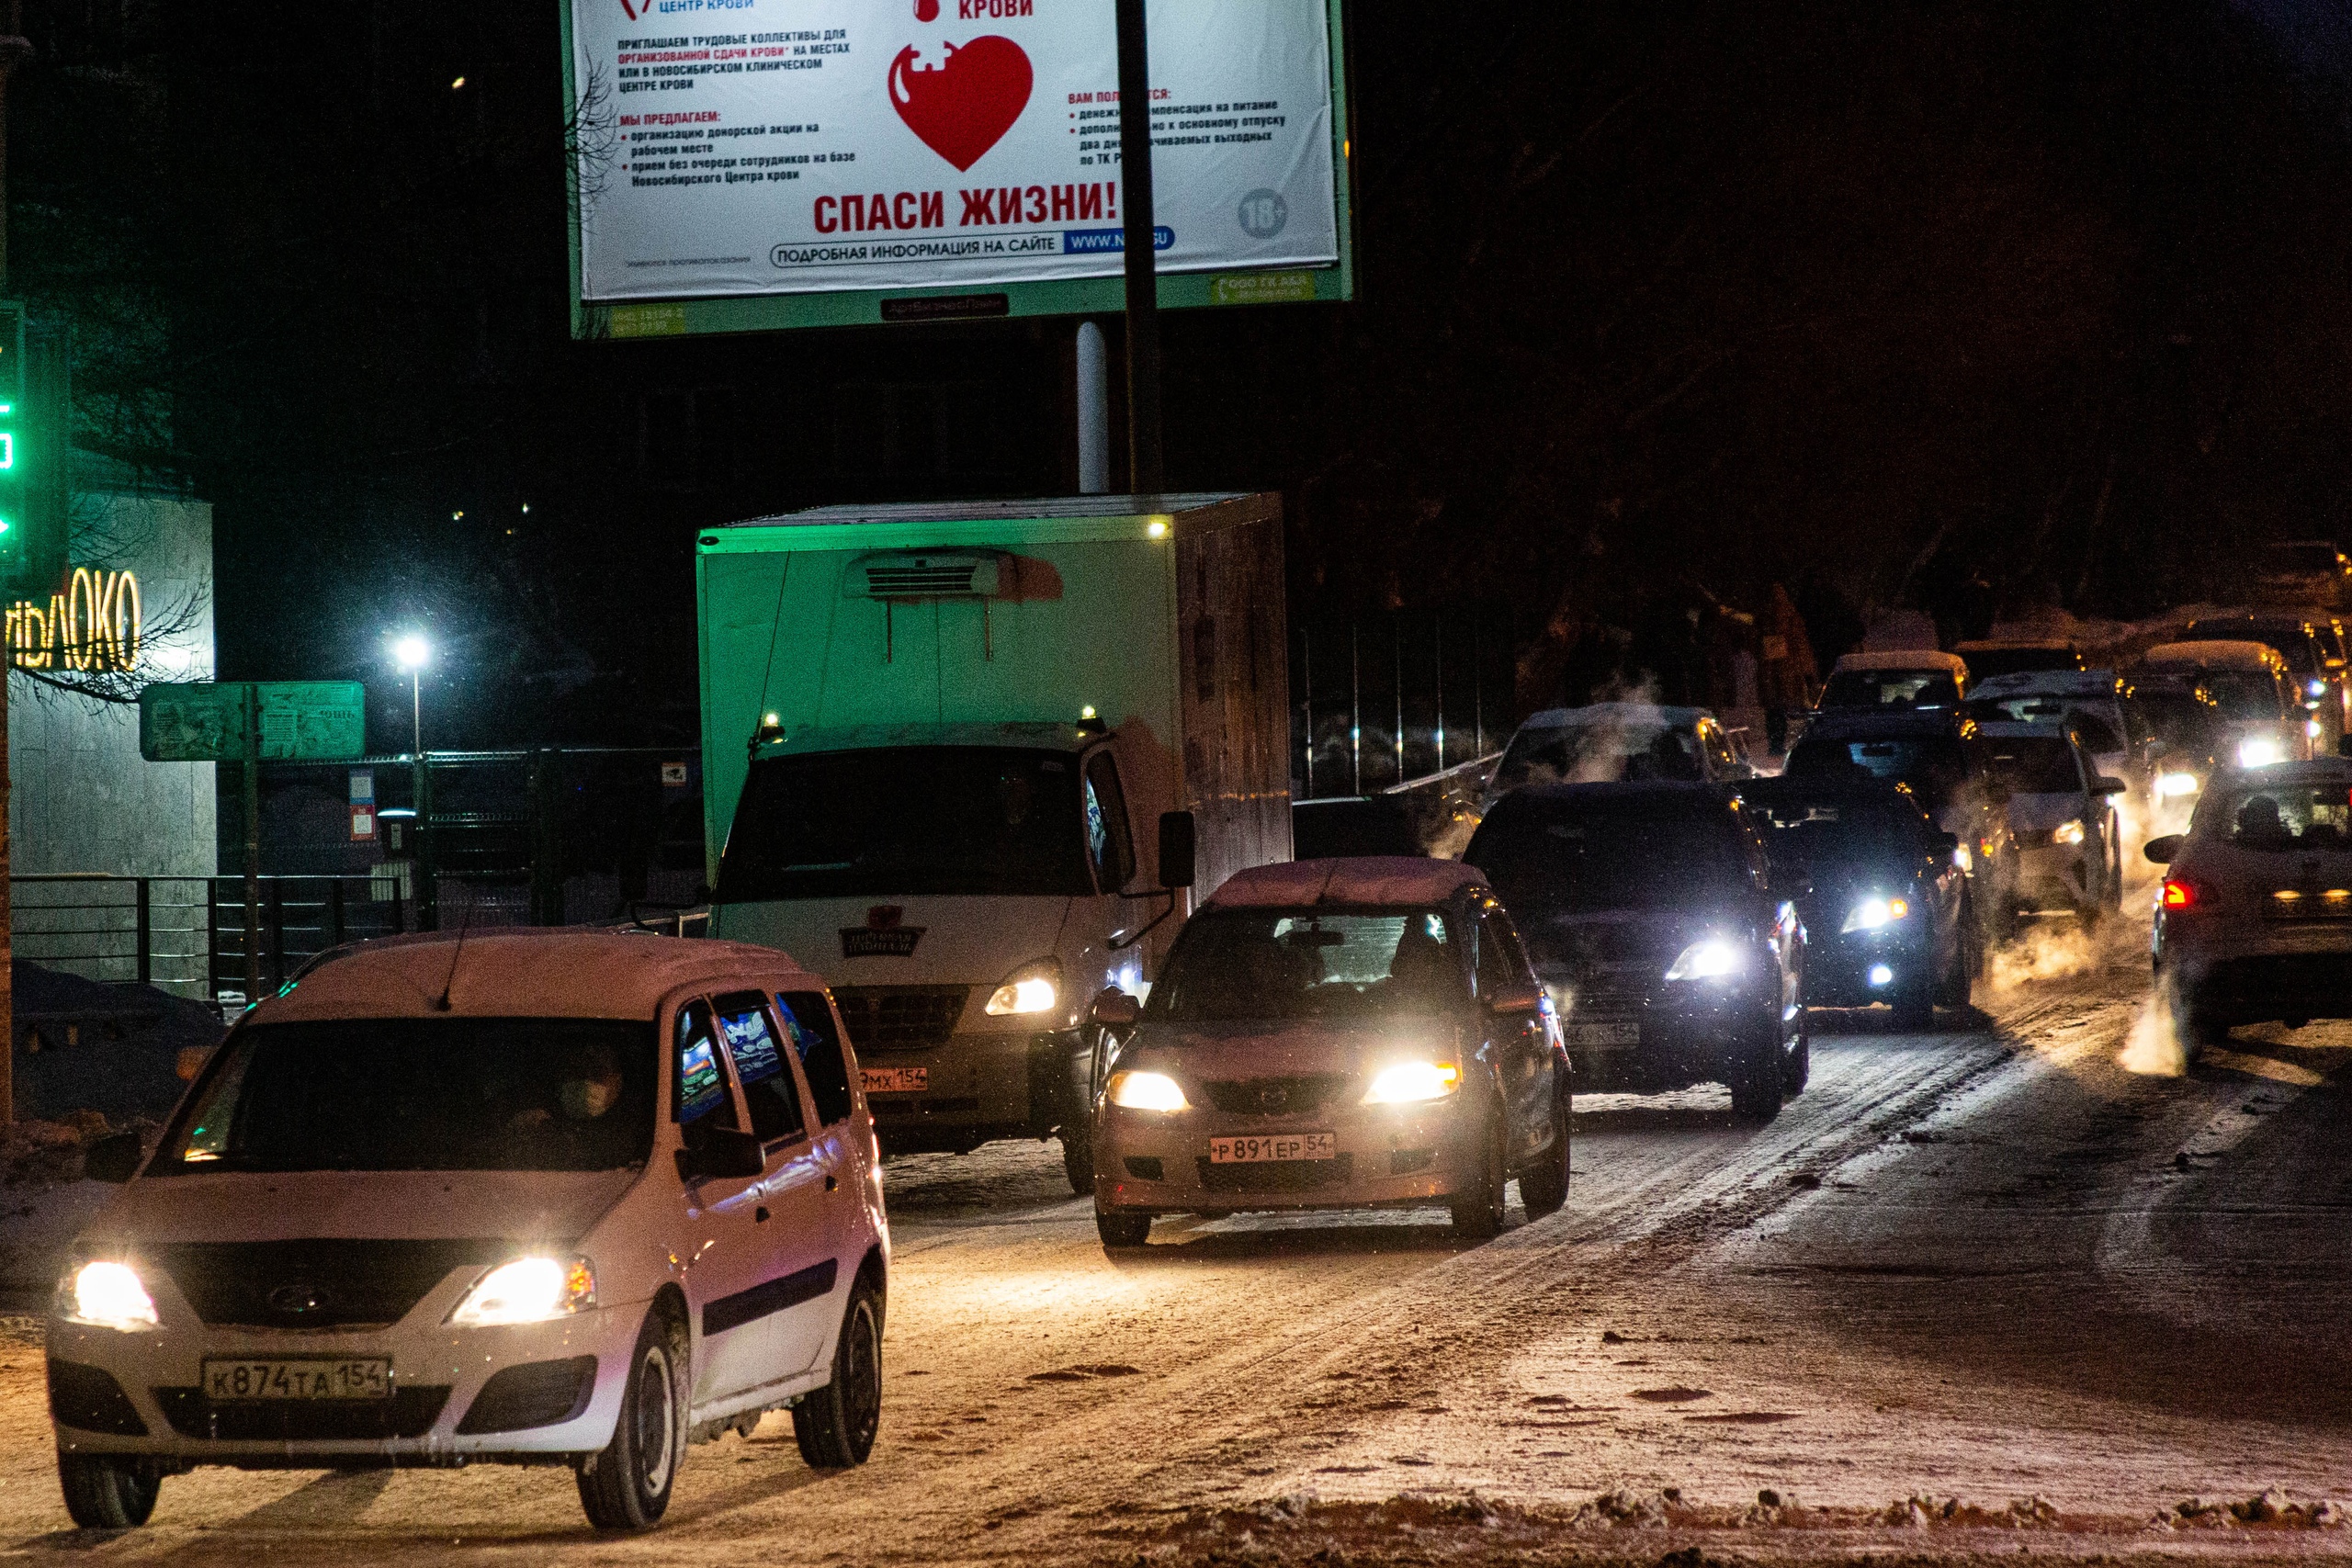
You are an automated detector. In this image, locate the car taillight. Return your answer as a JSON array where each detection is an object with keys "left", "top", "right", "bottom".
[{"left": 2162, "top": 877, "right": 2208, "bottom": 910}]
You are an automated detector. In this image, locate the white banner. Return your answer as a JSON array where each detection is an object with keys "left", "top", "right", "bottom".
[{"left": 571, "top": 0, "right": 1338, "bottom": 301}]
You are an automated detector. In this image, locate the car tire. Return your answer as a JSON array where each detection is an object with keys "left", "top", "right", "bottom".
[
  {"left": 57, "top": 1452, "right": 160, "bottom": 1529},
  {"left": 1729, "top": 1025, "right": 1784, "bottom": 1122},
  {"left": 1449, "top": 1106, "right": 1508, "bottom": 1239},
  {"left": 1060, "top": 1122, "right": 1094, "bottom": 1197},
  {"left": 793, "top": 1275, "right": 884, "bottom": 1469},
  {"left": 1934, "top": 935, "right": 1971, "bottom": 1010},
  {"left": 1891, "top": 977, "right": 1935, "bottom": 1032},
  {"left": 1517, "top": 1079, "right": 1571, "bottom": 1218},
  {"left": 1095, "top": 1206, "right": 1151, "bottom": 1249},
  {"left": 1781, "top": 1015, "right": 1811, "bottom": 1095},
  {"left": 577, "top": 1304, "right": 688, "bottom": 1530}
]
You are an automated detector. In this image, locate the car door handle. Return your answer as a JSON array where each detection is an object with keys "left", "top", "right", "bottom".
[
  {"left": 755, "top": 1206, "right": 771, "bottom": 1224},
  {"left": 824, "top": 1174, "right": 839, "bottom": 1192}
]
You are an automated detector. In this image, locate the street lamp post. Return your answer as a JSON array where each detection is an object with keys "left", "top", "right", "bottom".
[
  {"left": 392, "top": 634, "right": 429, "bottom": 755},
  {"left": 391, "top": 634, "right": 435, "bottom": 931}
]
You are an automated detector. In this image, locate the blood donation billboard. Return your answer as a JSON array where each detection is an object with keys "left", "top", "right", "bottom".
[{"left": 564, "top": 0, "right": 1351, "bottom": 333}]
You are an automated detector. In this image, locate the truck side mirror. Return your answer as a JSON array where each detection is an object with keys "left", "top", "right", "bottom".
[
  {"left": 84, "top": 1132, "right": 143, "bottom": 1185},
  {"left": 1158, "top": 810, "right": 1196, "bottom": 889},
  {"left": 1090, "top": 989, "right": 1141, "bottom": 1028},
  {"left": 675, "top": 1125, "right": 765, "bottom": 1184}
]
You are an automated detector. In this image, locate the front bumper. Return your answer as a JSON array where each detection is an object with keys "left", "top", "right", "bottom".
[
  {"left": 49, "top": 1304, "right": 644, "bottom": 1467},
  {"left": 2014, "top": 843, "right": 2094, "bottom": 908},
  {"left": 1804, "top": 926, "right": 1929, "bottom": 1007},
  {"left": 1093, "top": 1097, "right": 1481, "bottom": 1216},
  {"left": 863, "top": 1029, "right": 1082, "bottom": 1154},
  {"left": 1553, "top": 981, "right": 1766, "bottom": 1094}
]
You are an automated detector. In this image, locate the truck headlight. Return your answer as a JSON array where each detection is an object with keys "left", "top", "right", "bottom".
[
  {"left": 448, "top": 1257, "right": 595, "bottom": 1326},
  {"left": 1664, "top": 939, "right": 1744, "bottom": 981},
  {"left": 2239, "top": 738, "right": 2282, "bottom": 768},
  {"left": 2052, "top": 819, "right": 2086, "bottom": 847},
  {"left": 1105, "top": 1070, "right": 1188, "bottom": 1112},
  {"left": 985, "top": 960, "right": 1062, "bottom": 1017},
  {"left": 58, "top": 1260, "right": 158, "bottom": 1332},
  {"left": 1840, "top": 897, "right": 1908, "bottom": 933},
  {"left": 1362, "top": 1061, "right": 1462, "bottom": 1104},
  {"left": 2154, "top": 772, "right": 2199, "bottom": 799}
]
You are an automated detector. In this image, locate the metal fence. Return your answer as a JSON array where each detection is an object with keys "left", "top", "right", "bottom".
[{"left": 1292, "top": 607, "right": 1524, "bottom": 799}]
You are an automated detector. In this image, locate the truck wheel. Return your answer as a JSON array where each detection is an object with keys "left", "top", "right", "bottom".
[
  {"left": 1517, "top": 1080, "right": 1571, "bottom": 1218},
  {"left": 57, "top": 1452, "right": 160, "bottom": 1529},
  {"left": 577, "top": 1304, "right": 687, "bottom": 1529},
  {"left": 794, "top": 1277, "right": 884, "bottom": 1469},
  {"left": 1729, "top": 1027, "right": 1784, "bottom": 1122},
  {"left": 1449, "top": 1107, "right": 1508, "bottom": 1239},
  {"left": 1096, "top": 1206, "right": 1150, "bottom": 1249}
]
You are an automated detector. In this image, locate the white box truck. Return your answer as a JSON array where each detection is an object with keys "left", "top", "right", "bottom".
[{"left": 696, "top": 494, "right": 1291, "bottom": 1190}]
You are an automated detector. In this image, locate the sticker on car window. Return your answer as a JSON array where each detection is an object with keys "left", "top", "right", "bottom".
[
  {"left": 677, "top": 1038, "right": 727, "bottom": 1123},
  {"left": 721, "top": 1009, "right": 785, "bottom": 1087}
]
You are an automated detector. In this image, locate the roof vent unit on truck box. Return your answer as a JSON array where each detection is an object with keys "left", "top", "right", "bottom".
[{"left": 695, "top": 495, "right": 1292, "bottom": 1198}]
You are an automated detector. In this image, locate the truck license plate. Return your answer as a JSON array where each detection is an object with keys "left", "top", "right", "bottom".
[
  {"left": 1208, "top": 1132, "right": 1337, "bottom": 1164},
  {"left": 203, "top": 1358, "right": 390, "bottom": 1402},
  {"left": 1568, "top": 1018, "right": 1641, "bottom": 1048},
  {"left": 861, "top": 1066, "right": 928, "bottom": 1094}
]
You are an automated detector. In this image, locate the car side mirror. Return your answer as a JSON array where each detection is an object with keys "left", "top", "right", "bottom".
[
  {"left": 1485, "top": 983, "right": 1543, "bottom": 1016},
  {"left": 2145, "top": 739, "right": 2169, "bottom": 760},
  {"left": 675, "top": 1125, "right": 765, "bottom": 1183},
  {"left": 84, "top": 1132, "right": 143, "bottom": 1185},
  {"left": 2093, "top": 776, "right": 2129, "bottom": 795},
  {"left": 2144, "top": 834, "right": 2184, "bottom": 865},
  {"left": 1158, "top": 810, "right": 1196, "bottom": 889},
  {"left": 2338, "top": 734, "right": 2352, "bottom": 759},
  {"left": 1090, "top": 989, "right": 1141, "bottom": 1028}
]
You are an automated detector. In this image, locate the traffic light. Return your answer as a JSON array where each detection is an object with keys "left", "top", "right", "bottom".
[{"left": 0, "top": 302, "right": 69, "bottom": 597}]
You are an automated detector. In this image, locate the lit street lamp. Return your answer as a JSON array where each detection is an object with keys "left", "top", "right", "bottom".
[{"left": 392, "top": 633, "right": 430, "bottom": 755}]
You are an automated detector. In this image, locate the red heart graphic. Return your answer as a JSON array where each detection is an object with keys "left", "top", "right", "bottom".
[{"left": 889, "top": 37, "right": 1033, "bottom": 173}]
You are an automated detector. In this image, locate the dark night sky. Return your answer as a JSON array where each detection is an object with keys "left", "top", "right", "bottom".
[{"left": 17, "top": 0, "right": 2352, "bottom": 747}]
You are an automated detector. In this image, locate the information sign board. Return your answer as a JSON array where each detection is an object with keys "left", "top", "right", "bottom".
[
  {"left": 563, "top": 0, "right": 1352, "bottom": 334},
  {"left": 139, "top": 682, "right": 368, "bottom": 764}
]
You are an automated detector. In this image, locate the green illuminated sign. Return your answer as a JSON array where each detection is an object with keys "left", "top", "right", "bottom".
[{"left": 0, "top": 301, "right": 23, "bottom": 560}]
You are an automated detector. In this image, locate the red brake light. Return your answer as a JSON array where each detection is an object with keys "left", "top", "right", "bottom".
[{"left": 2162, "top": 878, "right": 2199, "bottom": 910}]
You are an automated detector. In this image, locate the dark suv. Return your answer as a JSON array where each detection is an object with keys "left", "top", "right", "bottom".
[{"left": 1463, "top": 783, "right": 1808, "bottom": 1122}]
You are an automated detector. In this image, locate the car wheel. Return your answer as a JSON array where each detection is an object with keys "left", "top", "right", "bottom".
[
  {"left": 794, "top": 1274, "right": 884, "bottom": 1469},
  {"left": 1781, "top": 1013, "right": 1811, "bottom": 1095},
  {"left": 577, "top": 1303, "right": 688, "bottom": 1529},
  {"left": 1729, "top": 1024, "right": 1784, "bottom": 1122},
  {"left": 1095, "top": 1205, "right": 1151, "bottom": 1249},
  {"left": 1891, "top": 976, "right": 1935, "bottom": 1032},
  {"left": 1517, "top": 1078, "right": 1571, "bottom": 1218},
  {"left": 1934, "top": 935, "right": 1971, "bottom": 1009},
  {"left": 1449, "top": 1106, "right": 1508, "bottom": 1239},
  {"left": 57, "top": 1452, "right": 160, "bottom": 1529},
  {"left": 1060, "top": 1122, "right": 1095, "bottom": 1197}
]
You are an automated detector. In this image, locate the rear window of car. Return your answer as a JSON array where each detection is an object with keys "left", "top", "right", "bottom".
[
  {"left": 1465, "top": 804, "right": 1751, "bottom": 912},
  {"left": 1822, "top": 670, "right": 1959, "bottom": 709},
  {"left": 161, "top": 1018, "right": 659, "bottom": 1174},
  {"left": 2219, "top": 785, "right": 2352, "bottom": 848},
  {"left": 1494, "top": 719, "right": 1701, "bottom": 789},
  {"left": 1982, "top": 737, "right": 2081, "bottom": 794},
  {"left": 1148, "top": 908, "right": 1461, "bottom": 1022}
]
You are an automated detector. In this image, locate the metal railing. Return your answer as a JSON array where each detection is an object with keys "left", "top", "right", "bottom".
[{"left": 13, "top": 874, "right": 210, "bottom": 999}]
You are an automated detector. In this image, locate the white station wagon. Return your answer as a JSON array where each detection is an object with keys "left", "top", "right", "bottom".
[{"left": 48, "top": 931, "right": 888, "bottom": 1531}]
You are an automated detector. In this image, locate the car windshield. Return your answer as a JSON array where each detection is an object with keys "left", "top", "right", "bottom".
[
  {"left": 2201, "top": 673, "right": 2283, "bottom": 721},
  {"left": 1465, "top": 805, "right": 1751, "bottom": 912},
  {"left": 1821, "top": 670, "right": 1960, "bottom": 709},
  {"left": 2132, "top": 686, "right": 2222, "bottom": 750},
  {"left": 1982, "top": 737, "right": 2080, "bottom": 794},
  {"left": 2185, "top": 625, "right": 2316, "bottom": 673},
  {"left": 1147, "top": 908, "right": 1462, "bottom": 1022},
  {"left": 1493, "top": 717, "right": 1702, "bottom": 788},
  {"left": 1959, "top": 649, "right": 2077, "bottom": 681},
  {"left": 1749, "top": 795, "right": 1930, "bottom": 871},
  {"left": 1786, "top": 733, "right": 1969, "bottom": 812},
  {"left": 1973, "top": 695, "right": 2123, "bottom": 754},
  {"left": 2222, "top": 784, "right": 2352, "bottom": 849},
  {"left": 717, "top": 746, "right": 1091, "bottom": 900},
  {"left": 158, "top": 1018, "right": 659, "bottom": 1173}
]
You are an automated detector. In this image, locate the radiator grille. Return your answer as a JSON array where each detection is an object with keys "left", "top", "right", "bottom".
[
  {"left": 1200, "top": 1075, "right": 1353, "bottom": 1117},
  {"left": 153, "top": 1385, "right": 450, "bottom": 1441},
  {"left": 1196, "top": 1154, "right": 1356, "bottom": 1193},
  {"left": 148, "top": 1238, "right": 507, "bottom": 1329},
  {"left": 832, "top": 987, "right": 967, "bottom": 1051}
]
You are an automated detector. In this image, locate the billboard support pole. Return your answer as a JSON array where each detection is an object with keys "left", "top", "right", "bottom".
[
  {"left": 1076, "top": 321, "right": 1110, "bottom": 493},
  {"left": 1114, "top": 0, "right": 1163, "bottom": 494},
  {"left": 242, "top": 683, "right": 261, "bottom": 1009}
]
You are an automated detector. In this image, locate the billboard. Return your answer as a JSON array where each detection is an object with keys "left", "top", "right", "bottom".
[{"left": 563, "top": 0, "right": 1352, "bottom": 336}]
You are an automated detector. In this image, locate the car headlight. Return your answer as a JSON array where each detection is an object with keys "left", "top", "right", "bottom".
[
  {"left": 2154, "top": 772, "right": 2199, "bottom": 799},
  {"left": 2312, "top": 679, "right": 2329, "bottom": 699},
  {"left": 448, "top": 1257, "right": 595, "bottom": 1326},
  {"left": 1664, "top": 938, "right": 1745, "bottom": 981},
  {"left": 1362, "top": 1060, "right": 1462, "bottom": 1105},
  {"left": 985, "top": 960, "right": 1062, "bottom": 1017},
  {"left": 1951, "top": 840, "right": 1973, "bottom": 873},
  {"left": 2052, "top": 819, "right": 2086, "bottom": 847},
  {"left": 1105, "top": 1069, "right": 1188, "bottom": 1112},
  {"left": 1840, "top": 897, "right": 1909, "bottom": 933},
  {"left": 2239, "top": 738, "right": 2282, "bottom": 768},
  {"left": 57, "top": 1259, "right": 158, "bottom": 1332}
]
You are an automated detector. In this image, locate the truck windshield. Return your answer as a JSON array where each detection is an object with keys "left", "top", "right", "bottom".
[
  {"left": 718, "top": 747, "right": 1091, "bottom": 900},
  {"left": 1148, "top": 908, "right": 1462, "bottom": 1021},
  {"left": 157, "top": 1018, "right": 658, "bottom": 1174}
]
